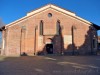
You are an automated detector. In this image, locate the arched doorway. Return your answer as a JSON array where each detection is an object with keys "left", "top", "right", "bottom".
[
  {"left": 45, "top": 38, "right": 53, "bottom": 54},
  {"left": 46, "top": 44, "right": 53, "bottom": 54}
]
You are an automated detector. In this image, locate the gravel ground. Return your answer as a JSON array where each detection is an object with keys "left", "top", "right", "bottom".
[{"left": 0, "top": 55, "right": 100, "bottom": 75}]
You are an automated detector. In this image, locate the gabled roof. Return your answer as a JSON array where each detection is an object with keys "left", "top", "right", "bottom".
[
  {"left": 27, "top": 4, "right": 76, "bottom": 16},
  {"left": 26, "top": 4, "right": 91, "bottom": 25},
  {"left": 1, "top": 4, "right": 100, "bottom": 30}
]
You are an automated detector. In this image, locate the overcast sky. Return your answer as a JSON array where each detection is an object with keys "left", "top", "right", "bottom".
[{"left": 0, "top": 0, "right": 100, "bottom": 35}]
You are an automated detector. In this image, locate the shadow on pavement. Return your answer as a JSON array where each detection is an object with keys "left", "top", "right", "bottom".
[{"left": 0, "top": 56, "right": 100, "bottom": 75}]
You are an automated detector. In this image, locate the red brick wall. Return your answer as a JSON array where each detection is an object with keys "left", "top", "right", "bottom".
[{"left": 4, "top": 8, "right": 97, "bottom": 56}]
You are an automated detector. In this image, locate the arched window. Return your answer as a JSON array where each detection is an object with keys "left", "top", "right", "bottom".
[
  {"left": 40, "top": 20, "right": 43, "bottom": 35},
  {"left": 56, "top": 20, "right": 60, "bottom": 35}
]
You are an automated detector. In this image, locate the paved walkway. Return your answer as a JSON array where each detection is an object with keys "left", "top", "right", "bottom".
[{"left": 0, "top": 55, "right": 100, "bottom": 75}]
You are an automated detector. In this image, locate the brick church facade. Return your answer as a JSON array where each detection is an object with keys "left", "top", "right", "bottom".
[{"left": 0, "top": 4, "right": 99, "bottom": 56}]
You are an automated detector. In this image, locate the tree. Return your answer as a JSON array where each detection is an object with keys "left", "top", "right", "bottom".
[
  {"left": 0, "top": 18, "right": 5, "bottom": 27},
  {"left": 0, "top": 18, "right": 5, "bottom": 49}
]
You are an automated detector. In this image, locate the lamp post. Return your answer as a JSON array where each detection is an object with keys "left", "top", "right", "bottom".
[{"left": 71, "top": 26, "right": 76, "bottom": 55}]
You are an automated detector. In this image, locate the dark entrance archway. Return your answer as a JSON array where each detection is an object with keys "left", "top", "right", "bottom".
[{"left": 46, "top": 44, "right": 53, "bottom": 54}]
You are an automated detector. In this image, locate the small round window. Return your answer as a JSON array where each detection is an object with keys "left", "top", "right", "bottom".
[{"left": 48, "top": 13, "right": 52, "bottom": 17}]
